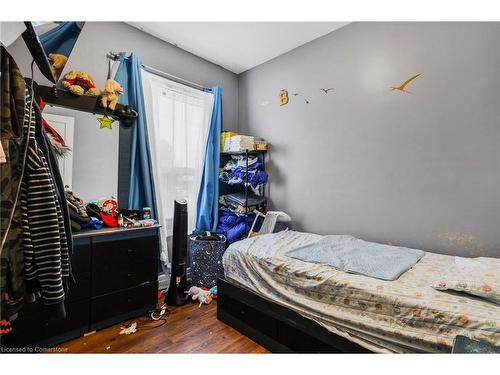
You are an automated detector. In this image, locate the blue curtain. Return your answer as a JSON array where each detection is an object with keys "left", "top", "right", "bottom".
[
  {"left": 195, "top": 87, "right": 223, "bottom": 232},
  {"left": 114, "top": 53, "right": 157, "bottom": 218},
  {"left": 39, "top": 22, "right": 81, "bottom": 57}
]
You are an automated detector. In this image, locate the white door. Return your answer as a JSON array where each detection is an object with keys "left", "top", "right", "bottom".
[{"left": 43, "top": 113, "right": 75, "bottom": 191}]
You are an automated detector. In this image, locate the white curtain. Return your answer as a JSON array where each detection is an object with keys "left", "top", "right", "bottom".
[{"left": 142, "top": 69, "right": 214, "bottom": 263}]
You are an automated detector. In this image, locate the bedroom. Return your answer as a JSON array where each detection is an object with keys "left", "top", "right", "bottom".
[{"left": 0, "top": 0, "right": 499, "bottom": 372}]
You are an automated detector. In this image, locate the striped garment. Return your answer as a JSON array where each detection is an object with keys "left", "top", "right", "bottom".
[{"left": 19, "top": 90, "right": 69, "bottom": 311}]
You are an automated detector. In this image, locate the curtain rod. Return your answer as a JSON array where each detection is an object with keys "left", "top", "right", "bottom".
[{"left": 106, "top": 51, "right": 208, "bottom": 92}]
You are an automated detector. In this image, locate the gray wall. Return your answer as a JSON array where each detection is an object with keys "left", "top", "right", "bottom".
[
  {"left": 7, "top": 22, "right": 238, "bottom": 201},
  {"left": 239, "top": 22, "right": 500, "bottom": 257}
]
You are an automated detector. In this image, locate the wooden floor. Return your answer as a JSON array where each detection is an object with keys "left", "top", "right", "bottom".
[{"left": 59, "top": 301, "right": 270, "bottom": 353}]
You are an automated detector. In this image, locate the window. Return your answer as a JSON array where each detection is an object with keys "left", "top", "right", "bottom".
[{"left": 142, "top": 70, "right": 214, "bottom": 262}]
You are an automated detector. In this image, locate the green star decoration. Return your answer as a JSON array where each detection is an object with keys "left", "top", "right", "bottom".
[{"left": 98, "top": 116, "right": 115, "bottom": 129}]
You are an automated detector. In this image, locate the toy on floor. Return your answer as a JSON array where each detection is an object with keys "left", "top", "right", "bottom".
[
  {"left": 209, "top": 286, "right": 217, "bottom": 299},
  {"left": 119, "top": 322, "right": 137, "bottom": 335},
  {"left": 186, "top": 286, "right": 213, "bottom": 307}
]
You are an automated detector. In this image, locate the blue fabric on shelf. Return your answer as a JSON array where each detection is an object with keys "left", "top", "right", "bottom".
[
  {"left": 114, "top": 53, "right": 157, "bottom": 219},
  {"left": 39, "top": 22, "right": 81, "bottom": 57},
  {"left": 219, "top": 212, "right": 240, "bottom": 226},
  {"left": 225, "top": 221, "right": 247, "bottom": 243},
  {"left": 216, "top": 211, "right": 255, "bottom": 243},
  {"left": 219, "top": 159, "right": 268, "bottom": 190},
  {"left": 195, "top": 86, "right": 222, "bottom": 232}
]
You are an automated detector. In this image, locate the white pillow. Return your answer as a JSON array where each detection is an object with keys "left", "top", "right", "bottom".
[{"left": 431, "top": 256, "right": 500, "bottom": 304}]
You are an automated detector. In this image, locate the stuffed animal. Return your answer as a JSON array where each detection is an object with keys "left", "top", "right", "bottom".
[
  {"left": 100, "top": 79, "right": 124, "bottom": 111},
  {"left": 209, "top": 286, "right": 217, "bottom": 299},
  {"left": 186, "top": 286, "right": 213, "bottom": 307},
  {"left": 62, "top": 70, "right": 101, "bottom": 97},
  {"left": 97, "top": 197, "right": 118, "bottom": 216},
  {"left": 48, "top": 53, "right": 67, "bottom": 77}
]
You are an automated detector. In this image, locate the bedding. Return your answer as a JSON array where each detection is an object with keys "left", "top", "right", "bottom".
[
  {"left": 431, "top": 257, "right": 500, "bottom": 304},
  {"left": 286, "top": 234, "right": 424, "bottom": 281},
  {"left": 223, "top": 231, "right": 500, "bottom": 353}
]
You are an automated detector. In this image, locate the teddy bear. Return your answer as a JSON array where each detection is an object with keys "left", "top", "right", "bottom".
[
  {"left": 100, "top": 79, "right": 124, "bottom": 111},
  {"left": 62, "top": 70, "right": 101, "bottom": 97},
  {"left": 48, "top": 53, "right": 67, "bottom": 78}
]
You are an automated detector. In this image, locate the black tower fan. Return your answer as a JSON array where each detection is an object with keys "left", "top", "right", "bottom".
[{"left": 165, "top": 199, "right": 189, "bottom": 306}]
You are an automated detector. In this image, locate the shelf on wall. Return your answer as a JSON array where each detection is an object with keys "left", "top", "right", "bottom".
[
  {"left": 37, "top": 85, "right": 138, "bottom": 124},
  {"left": 221, "top": 150, "right": 267, "bottom": 156},
  {"left": 219, "top": 180, "right": 268, "bottom": 186}
]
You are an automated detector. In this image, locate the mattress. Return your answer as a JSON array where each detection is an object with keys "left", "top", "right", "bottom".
[{"left": 223, "top": 231, "right": 500, "bottom": 353}]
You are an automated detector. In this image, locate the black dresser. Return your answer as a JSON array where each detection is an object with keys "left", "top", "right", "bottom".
[{"left": 1, "top": 225, "right": 160, "bottom": 349}]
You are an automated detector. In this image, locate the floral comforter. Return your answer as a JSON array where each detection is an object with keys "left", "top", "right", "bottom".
[{"left": 223, "top": 231, "right": 500, "bottom": 353}]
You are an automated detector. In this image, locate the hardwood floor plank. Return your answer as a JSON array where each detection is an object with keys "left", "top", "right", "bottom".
[{"left": 58, "top": 301, "right": 269, "bottom": 354}]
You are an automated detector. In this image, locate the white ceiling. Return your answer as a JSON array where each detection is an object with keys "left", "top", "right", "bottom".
[{"left": 127, "top": 22, "right": 349, "bottom": 74}]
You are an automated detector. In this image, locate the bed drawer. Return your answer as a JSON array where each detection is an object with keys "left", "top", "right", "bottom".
[
  {"left": 218, "top": 292, "right": 278, "bottom": 339},
  {"left": 276, "top": 321, "right": 341, "bottom": 353},
  {"left": 217, "top": 278, "right": 370, "bottom": 353}
]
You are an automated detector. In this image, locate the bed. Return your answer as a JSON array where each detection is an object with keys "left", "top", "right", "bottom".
[{"left": 217, "top": 230, "right": 500, "bottom": 353}]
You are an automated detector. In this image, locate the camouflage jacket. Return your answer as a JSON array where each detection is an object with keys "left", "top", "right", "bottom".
[{"left": 1, "top": 45, "right": 27, "bottom": 318}]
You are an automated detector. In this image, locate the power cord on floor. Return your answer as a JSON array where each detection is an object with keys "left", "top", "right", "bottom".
[
  {"left": 121, "top": 304, "right": 173, "bottom": 332},
  {"left": 150, "top": 303, "right": 170, "bottom": 321}
]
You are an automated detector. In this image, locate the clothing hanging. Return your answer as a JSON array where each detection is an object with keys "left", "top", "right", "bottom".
[
  {"left": 0, "top": 46, "right": 28, "bottom": 318},
  {"left": 1, "top": 47, "right": 73, "bottom": 320},
  {"left": 19, "top": 90, "right": 71, "bottom": 318},
  {"left": 0, "top": 143, "right": 6, "bottom": 164}
]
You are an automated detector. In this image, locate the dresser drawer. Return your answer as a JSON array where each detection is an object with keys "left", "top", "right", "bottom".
[
  {"left": 40, "top": 300, "right": 89, "bottom": 346},
  {"left": 2, "top": 300, "right": 89, "bottom": 348},
  {"left": 90, "top": 282, "right": 157, "bottom": 331},
  {"left": 67, "top": 237, "right": 91, "bottom": 302},
  {"left": 91, "top": 234, "right": 159, "bottom": 296}
]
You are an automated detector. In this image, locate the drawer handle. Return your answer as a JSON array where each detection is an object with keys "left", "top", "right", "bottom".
[
  {"left": 127, "top": 273, "right": 133, "bottom": 277},
  {"left": 127, "top": 298, "right": 133, "bottom": 303},
  {"left": 127, "top": 248, "right": 134, "bottom": 254}
]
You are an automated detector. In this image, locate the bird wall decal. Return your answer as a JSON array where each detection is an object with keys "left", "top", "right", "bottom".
[
  {"left": 320, "top": 88, "right": 334, "bottom": 94},
  {"left": 390, "top": 73, "right": 421, "bottom": 94},
  {"left": 292, "top": 93, "right": 300, "bottom": 96},
  {"left": 304, "top": 98, "right": 310, "bottom": 104}
]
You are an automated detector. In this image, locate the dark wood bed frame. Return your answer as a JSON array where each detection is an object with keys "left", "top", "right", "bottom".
[{"left": 217, "top": 278, "right": 370, "bottom": 353}]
